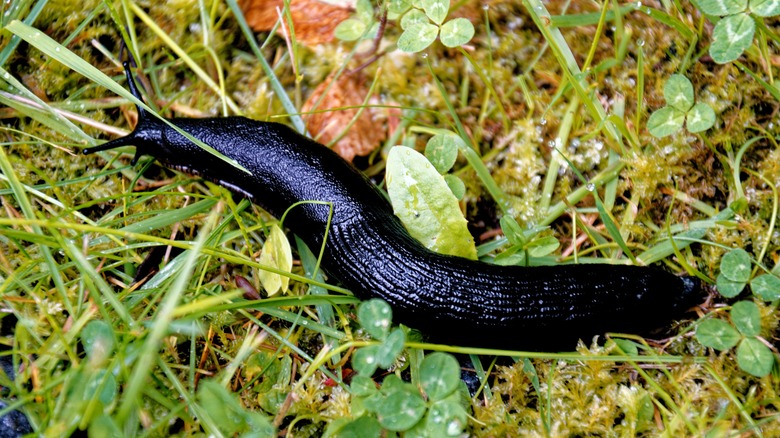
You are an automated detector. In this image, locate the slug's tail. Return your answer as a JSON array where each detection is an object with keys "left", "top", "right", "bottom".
[{"left": 82, "top": 61, "right": 160, "bottom": 164}]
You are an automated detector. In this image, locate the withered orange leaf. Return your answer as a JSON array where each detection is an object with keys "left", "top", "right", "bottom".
[
  {"left": 239, "top": 0, "right": 352, "bottom": 46},
  {"left": 302, "top": 73, "right": 388, "bottom": 161}
]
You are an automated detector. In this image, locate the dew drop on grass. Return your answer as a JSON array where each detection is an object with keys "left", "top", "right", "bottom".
[{"left": 586, "top": 183, "right": 595, "bottom": 191}]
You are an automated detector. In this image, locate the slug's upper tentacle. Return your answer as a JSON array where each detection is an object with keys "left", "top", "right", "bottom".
[{"left": 84, "top": 63, "right": 703, "bottom": 350}]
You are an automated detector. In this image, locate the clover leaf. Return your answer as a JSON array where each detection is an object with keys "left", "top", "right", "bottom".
[
  {"left": 697, "top": 0, "right": 780, "bottom": 64},
  {"left": 396, "top": 0, "right": 475, "bottom": 52},
  {"left": 647, "top": 74, "right": 715, "bottom": 137},
  {"left": 334, "top": 0, "right": 377, "bottom": 41},
  {"left": 696, "top": 300, "right": 775, "bottom": 378}
]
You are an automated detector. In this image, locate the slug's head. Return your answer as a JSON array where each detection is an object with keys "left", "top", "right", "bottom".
[
  {"left": 674, "top": 275, "right": 704, "bottom": 310},
  {"left": 81, "top": 62, "right": 164, "bottom": 164}
]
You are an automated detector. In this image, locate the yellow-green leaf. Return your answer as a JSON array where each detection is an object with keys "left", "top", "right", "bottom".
[
  {"left": 258, "top": 224, "right": 293, "bottom": 296},
  {"left": 386, "top": 146, "right": 477, "bottom": 259}
]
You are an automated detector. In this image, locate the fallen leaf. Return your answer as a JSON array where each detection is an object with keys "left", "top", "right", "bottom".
[
  {"left": 239, "top": 0, "right": 352, "bottom": 46},
  {"left": 302, "top": 72, "right": 390, "bottom": 161}
]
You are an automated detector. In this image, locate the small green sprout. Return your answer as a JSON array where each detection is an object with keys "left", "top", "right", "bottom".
[
  {"left": 494, "top": 216, "right": 559, "bottom": 266},
  {"left": 697, "top": 0, "right": 780, "bottom": 64},
  {"left": 647, "top": 74, "right": 715, "bottom": 137}
]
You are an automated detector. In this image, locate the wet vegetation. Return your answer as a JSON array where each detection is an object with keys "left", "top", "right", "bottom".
[{"left": 0, "top": 0, "right": 779, "bottom": 435}]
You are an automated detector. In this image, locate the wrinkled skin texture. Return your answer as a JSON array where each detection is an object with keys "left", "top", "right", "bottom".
[{"left": 85, "top": 65, "right": 702, "bottom": 350}]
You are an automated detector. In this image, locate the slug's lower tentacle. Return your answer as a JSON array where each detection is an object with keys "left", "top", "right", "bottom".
[{"left": 84, "top": 63, "right": 702, "bottom": 349}]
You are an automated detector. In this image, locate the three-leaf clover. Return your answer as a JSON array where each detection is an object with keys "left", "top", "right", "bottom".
[
  {"left": 394, "top": 0, "right": 474, "bottom": 52},
  {"left": 647, "top": 74, "right": 715, "bottom": 137},
  {"left": 325, "top": 300, "right": 468, "bottom": 436},
  {"left": 696, "top": 248, "right": 780, "bottom": 378},
  {"left": 335, "top": 0, "right": 475, "bottom": 52},
  {"left": 698, "top": 0, "right": 780, "bottom": 64},
  {"left": 352, "top": 299, "right": 406, "bottom": 376},
  {"left": 696, "top": 301, "right": 775, "bottom": 377},
  {"left": 715, "top": 248, "right": 780, "bottom": 301}
]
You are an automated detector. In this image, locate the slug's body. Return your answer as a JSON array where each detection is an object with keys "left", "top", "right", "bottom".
[{"left": 86, "top": 65, "right": 701, "bottom": 349}]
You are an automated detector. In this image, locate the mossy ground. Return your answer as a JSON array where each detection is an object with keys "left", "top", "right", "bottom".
[{"left": 0, "top": 0, "right": 779, "bottom": 436}]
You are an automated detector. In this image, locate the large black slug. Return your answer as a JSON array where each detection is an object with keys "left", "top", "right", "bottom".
[{"left": 84, "top": 64, "right": 702, "bottom": 350}]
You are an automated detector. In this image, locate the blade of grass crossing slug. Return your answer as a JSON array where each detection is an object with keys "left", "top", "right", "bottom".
[
  {"left": 5, "top": 20, "right": 249, "bottom": 173},
  {"left": 116, "top": 206, "right": 221, "bottom": 424}
]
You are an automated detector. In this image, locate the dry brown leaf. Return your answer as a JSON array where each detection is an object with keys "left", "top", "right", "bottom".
[
  {"left": 302, "top": 73, "right": 389, "bottom": 161},
  {"left": 239, "top": 0, "right": 352, "bottom": 46}
]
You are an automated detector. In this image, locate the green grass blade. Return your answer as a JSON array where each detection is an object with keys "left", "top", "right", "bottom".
[
  {"left": 0, "top": 0, "right": 49, "bottom": 66},
  {"left": 0, "top": 142, "right": 73, "bottom": 316},
  {"left": 225, "top": 0, "right": 305, "bottom": 133},
  {"left": 116, "top": 205, "right": 219, "bottom": 423},
  {"left": 5, "top": 20, "right": 250, "bottom": 173}
]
